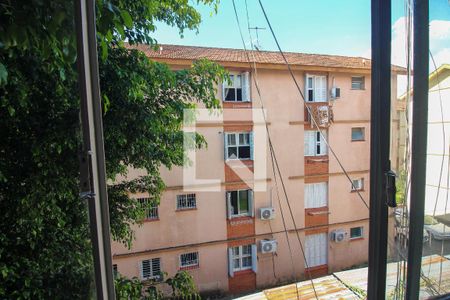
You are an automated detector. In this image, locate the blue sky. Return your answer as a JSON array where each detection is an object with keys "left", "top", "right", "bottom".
[{"left": 153, "top": 0, "right": 450, "bottom": 65}]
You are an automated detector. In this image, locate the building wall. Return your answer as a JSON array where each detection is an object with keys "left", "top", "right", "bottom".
[{"left": 111, "top": 60, "right": 401, "bottom": 296}]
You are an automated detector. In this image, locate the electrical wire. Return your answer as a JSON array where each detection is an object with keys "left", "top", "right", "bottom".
[
  {"left": 256, "top": 0, "right": 369, "bottom": 210},
  {"left": 431, "top": 50, "right": 447, "bottom": 217},
  {"left": 231, "top": 1, "right": 317, "bottom": 298},
  {"left": 429, "top": 50, "right": 449, "bottom": 294}
]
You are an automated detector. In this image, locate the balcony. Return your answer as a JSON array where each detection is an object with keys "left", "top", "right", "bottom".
[{"left": 305, "top": 104, "right": 334, "bottom": 128}]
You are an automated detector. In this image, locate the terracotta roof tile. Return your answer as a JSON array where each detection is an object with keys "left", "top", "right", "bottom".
[{"left": 129, "top": 44, "right": 406, "bottom": 73}]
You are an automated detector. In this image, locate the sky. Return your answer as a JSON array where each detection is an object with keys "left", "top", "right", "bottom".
[{"left": 152, "top": 0, "right": 450, "bottom": 95}]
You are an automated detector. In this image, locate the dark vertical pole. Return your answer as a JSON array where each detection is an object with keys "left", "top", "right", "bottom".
[
  {"left": 406, "top": 0, "right": 429, "bottom": 298},
  {"left": 74, "top": 0, "right": 115, "bottom": 299},
  {"left": 367, "top": 0, "right": 391, "bottom": 299}
]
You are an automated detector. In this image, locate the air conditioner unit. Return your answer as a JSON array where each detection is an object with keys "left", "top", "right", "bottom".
[
  {"left": 331, "top": 87, "right": 341, "bottom": 99},
  {"left": 331, "top": 229, "right": 346, "bottom": 243},
  {"left": 260, "top": 207, "right": 275, "bottom": 220},
  {"left": 260, "top": 239, "right": 277, "bottom": 254}
]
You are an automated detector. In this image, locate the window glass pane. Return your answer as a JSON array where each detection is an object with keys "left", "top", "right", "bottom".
[
  {"left": 308, "top": 89, "right": 314, "bottom": 101},
  {"left": 235, "top": 75, "right": 242, "bottom": 87},
  {"left": 242, "top": 257, "right": 252, "bottom": 267},
  {"left": 350, "top": 227, "right": 362, "bottom": 238},
  {"left": 242, "top": 245, "right": 252, "bottom": 255},
  {"left": 233, "top": 258, "right": 240, "bottom": 269},
  {"left": 228, "top": 74, "right": 234, "bottom": 86},
  {"left": 225, "top": 88, "right": 236, "bottom": 101},
  {"left": 230, "top": 191, "right": 239, "bottom": 215},
  {"left": 228, "top": 147, "right": 238, "bottom": 159},
  {"left": 239, "top": 190, "right": 249, "bottom": 214},
  {"left": 238, "top": 146, "right": 250, "bottom": 159},
  {"left": 232, "top": 246, "right": 240, "bottom": 256},
  {"left": 228, "top": 134, "right": 236, "bottom": 146},
  {"left": 236, "top": 88, "right": 242, "bottom": 101},
  {"left": 352, "top": 128, "right": 364, "bottom": 141},
  {"left": 239, "top": 133, "right": 249, "bottom": 145}
]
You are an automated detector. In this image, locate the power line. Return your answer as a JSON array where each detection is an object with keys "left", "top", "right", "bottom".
[
  {"left": 257, "top": 0, "right": 369, "bottom": 210},
  {"left": 431, "top": 50, "right": 447, "bottom": 217},
  {"left": 232, "top": 1, "right": 317, "bottom": 298}
]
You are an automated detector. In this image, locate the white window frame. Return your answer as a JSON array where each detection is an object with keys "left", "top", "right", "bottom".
[
  {"left": 351, "top": 127, "right": 365, "bottom": 141},
  {"left": 224, "top": 132, "right": 253, "bottom": 160},
  {"left": 306, "top": 74, "right": 327, "bottom": 102},
  {"left": 176, "top": 194, "right": 196, "bottom": 210},
  {"left": 351, "top": 178, "right": 364, "bottom": 191},
  {"left": 304, "top": 182, "right": 328, "bottom": 209},
  {"left": 140, "top": 258, "right": 161, "bottom": 280},
  {"left": 137, "top": 197, "right": 159, "bottom": 220},
  {"left": 304, "top": 131, "right": 327, "bottom": 156},
  {"left": 180, "top": 252, "right": 199, "bottom": 268},
  {"left": 351, "top": 76, "right": 365, "bottom": 90},
  {"left": 305, "top": 233, "right": 328, "bottom": 268},
  {"left": 226, "top": 189, "right": 254, "bottom": 218},
  {"left": 232, "top": 245, "right": 252, "bottom": 271},
  {"left": 223, "top": 72, "right": 250, "bottom": 102},
  {"left": 350, "top": 226, "right": 364, "bottom": 239}
]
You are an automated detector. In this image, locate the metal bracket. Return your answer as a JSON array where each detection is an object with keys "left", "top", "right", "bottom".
[{"left": 385, "top": 170, "right": 397, "bottom": 208}]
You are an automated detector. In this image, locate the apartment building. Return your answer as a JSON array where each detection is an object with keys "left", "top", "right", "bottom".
[
  {"left": 395, "top": 64, "right": 450, "bottom": 215},
  {"left": 111, "top": 45, "right": 402, "bottom": 296}
]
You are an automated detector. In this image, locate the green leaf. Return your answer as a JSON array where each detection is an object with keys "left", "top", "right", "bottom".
[
  {"left": 0, "top": 63, "right": 8, "bottom": 84},
  {"left": 120, "top": 10, "right": 133, "bottom": 28}
]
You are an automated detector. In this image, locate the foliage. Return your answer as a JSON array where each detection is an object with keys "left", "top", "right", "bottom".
[
  {"left": 0, "top": 0, "right": 224, "bottom": 298},
  {"left": 114, "top": 271, "right": 198, "bottom": 300},
  {"left": 396, "top": 169, "right": 407, "bottom": 205}
]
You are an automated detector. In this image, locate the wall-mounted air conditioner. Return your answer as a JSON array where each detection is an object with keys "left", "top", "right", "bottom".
[
  {"left": 330, "top": 229, "right": 346, "bottom": 243},
  {"left": 260, "top": 207, "right": 275, "bottom": 220},
  {"left": 331, "top": 87, "right": 341, "bottom": 99},
  {"left": 260, "top": 239, "right": 278, "bottom": 254}
]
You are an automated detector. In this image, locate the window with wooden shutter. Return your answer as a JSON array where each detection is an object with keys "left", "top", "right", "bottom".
[
  {"left": 229, "top": 244, "right": 254, "bottom": 272},
  {"left": 226, "top": 189, "right": 253, "bottom": 218},
  {"left": 304, "top": 130, "right": 327, "bottom": 156},
  {"left": 306, "top": 75, "right": 327, "bottom": 102},
  {"left": 305, "top": 233, "right": 327, "bottom": 268},
  {"left": 305, "top": 182, "right": 328, "bottom": 209},
  {"left": 224, "top": 132, "right": 252, "bottom": 160},
  {"left": 223, "top": 72, "right": 250, "bottom": 102}
]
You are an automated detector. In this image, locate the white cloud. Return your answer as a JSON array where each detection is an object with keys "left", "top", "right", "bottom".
[
  {"left": 432, "top": 48, "right": 450, "bottom": 67},
  {"left": 430, "top": 20, "right": 450, "bottom": 40},
  {"left": 361, "top": 17, "right": 450, "bottom": 96}
]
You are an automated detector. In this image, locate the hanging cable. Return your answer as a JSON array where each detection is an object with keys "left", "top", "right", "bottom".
[
  {"left": 429, "top": 50, "right": 449, "bottom": 293},
  {"left": 231, "top": 1, "right": 318, "bottom": 298},
  {"left": 257, "top": 0, "right": 369, "bottom": 210},
  {"left": 430, "top": 51, "right": 447, "bottom": 217}
]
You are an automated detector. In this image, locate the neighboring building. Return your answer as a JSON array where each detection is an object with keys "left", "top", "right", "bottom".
[
  {"left": 111, "top": 45, "right": 403, "bottom": 296},
  {"left": 396, "top": 64, "right": 450, "bottom": 215}
]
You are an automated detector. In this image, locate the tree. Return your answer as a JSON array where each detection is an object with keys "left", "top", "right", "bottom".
[{"left": 0, "top": 0, "right": 225, "bottom": 298}]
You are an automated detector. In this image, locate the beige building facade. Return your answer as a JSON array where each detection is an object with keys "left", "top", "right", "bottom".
[{"left": 111, "top": 45, "right": 402, "bottom": 296}]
